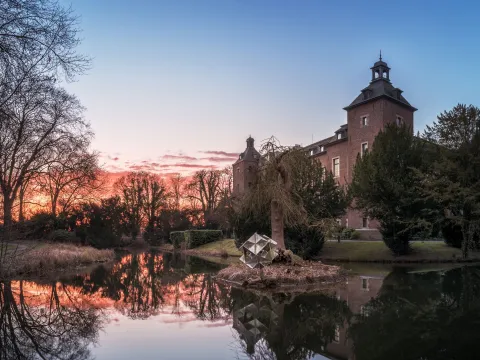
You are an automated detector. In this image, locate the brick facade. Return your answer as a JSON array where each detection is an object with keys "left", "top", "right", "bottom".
[{"left": 233, "top": 57, "right": 416, "bottom": 234}]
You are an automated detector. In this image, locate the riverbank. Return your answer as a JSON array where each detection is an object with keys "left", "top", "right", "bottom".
[
  {"left": 1, "top": 242, "right": 114, "bottom": 278},
  {"left": 182, "top": 239, "right": 242, "bottom": 257},
  {"left": 318, "top": 241, "right": 480, "bottom": 263}
]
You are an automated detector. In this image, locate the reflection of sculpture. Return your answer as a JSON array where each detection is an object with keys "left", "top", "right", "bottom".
[
  {"left": 233, "top": 302, "right": 279, "bottom": 353},
  {"left": 230, "top": 287, "right": 352, "bottom": 360},
  {"left": 240, "top": 233, "right": 277, "bottom": 268}
]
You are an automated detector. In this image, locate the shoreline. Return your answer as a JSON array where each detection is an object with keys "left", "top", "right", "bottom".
[
  {"left": 1, "top": 242, "right": 115, "bottom": 279},
  {"left": 317, "top": 257, "right": 480, "bottom": 264}
]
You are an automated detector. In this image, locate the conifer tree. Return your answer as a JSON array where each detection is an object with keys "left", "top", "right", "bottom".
[{"left": 350, "top": 124, "right": 434, "bottom": 255}]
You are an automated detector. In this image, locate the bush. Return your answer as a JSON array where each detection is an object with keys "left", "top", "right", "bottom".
[
  {"left": 144, "top": 229, "right": 165, "bottom": 246},
  {"left": 285, "top": 225, "right": 325, "bottom": 260},
  {"left": 23, "top": 212, "right": 57, "bottom": 239},
  {"left": 442, "top": 219, "right": 463, "bottom": 248},
  {"left": 380, "top": 221, "right": 411, "bottom": 255},
  {"left": 233, "top": 210, "right": 270, "bottom": 248},
  {"left": 170, "top": 231, "right": 186, "bottom": 249},
  {"left": 441, "top": 219, "right": 480, "bottom": 249},
  {"left": 48, "top": 229, "right": 80, "bottom": 244},
  {"left": 186, "top": 230, "right": 223, "bottom": 248},
  {"left": 341, "top": 228, "right": 361, "bottom": 240}
]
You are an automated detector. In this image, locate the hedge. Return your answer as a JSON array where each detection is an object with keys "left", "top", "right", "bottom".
[
  {"left": 170, "top": 230, "right": 223, "bottom": 249},
  {"left": 170, "top": 231, "right": 186, "bottom": 249},
  {"left": 187, "top": 230, "right": 223, "bottom": 248}
]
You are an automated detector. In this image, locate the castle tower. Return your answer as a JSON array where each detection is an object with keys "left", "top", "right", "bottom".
[
  {"left": 342, "top": 54, "right": 417, "bottom": 229},
  {"left": 233, "top": 136, "right": 260, "bottom": 197}
]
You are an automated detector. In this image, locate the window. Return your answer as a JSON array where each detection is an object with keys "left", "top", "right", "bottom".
[
  {"left": 396, "top": 115, "right": 404, "bottom": 126},
  {"left": 337, "top": 133, "right": 342, "bottom": 140},
  {"left": 361, "top": 142, "right": 368, "bottom": 157},
  {"left": 309, "top": 149, "right": 314, "bottom": 156},
  {"left": 237, "top": 168, "right": 240, "bottom": 173},
  {"left": 332, "top": 157, "right": 340, "bottom": 178},
  {"left": 346, "top": 218, "right": 348, "bottom": 228},
  {"left": 320, "top": 145, "right": 325, "bottom": 152},
  {"left": 362, "top": 217, "right": 368, "bottom": 228},
  {"left": 361, "top": 116, "right": 368, "bottom": 127},
  {"left": 334, "top": 325, "right": 340, "bottom": 343},
  {"left": 362, "top": 278, "right": 369, "bottom": 290},
  {"left": 336, "top": 218, "right": 342, "bottom": 226}
]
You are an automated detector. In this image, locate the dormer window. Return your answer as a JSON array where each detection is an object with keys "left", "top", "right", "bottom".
[
  {"left": 361, "top": 116, "right": 368, "bottom": 127},
  {"left": 320, "top": 146, "right": 325, "bottom": 152},
  {"left": 337, "top": 133, "right": 342, "bottom": 140},
  {"left": 309, "top": 149, "right": 314, "bottom": 156}
]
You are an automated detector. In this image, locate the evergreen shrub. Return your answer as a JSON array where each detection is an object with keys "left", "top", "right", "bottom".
[
  {"left": 186, "top": 230, "right": 223, "bottom": 248},
  {"left": 48, "top": 229, "right": 80, "bottom": 244},
  {"left": 285, "top": 225, "right": 325, "bottom": 260},
  {"left": 170, "top": 231, "right": 186, "bottom": 249}
]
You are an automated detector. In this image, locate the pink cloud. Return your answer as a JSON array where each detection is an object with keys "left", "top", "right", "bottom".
[
  {"left": 201, "top": 156, "right": 237, "bottom": 162},
  {"left": 161, "top": 154, "right": 198, "bottom": 161},
  {"left": 202, "top": 150, "right": 238, "bottom": 157}
]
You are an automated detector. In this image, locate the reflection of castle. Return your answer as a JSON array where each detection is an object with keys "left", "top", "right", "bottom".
[
  {"left": 325, "top": 274, "right": 385, "bottom": 360},
  {"left": 233, "top": 56, "right": 416, "bottom": 238},
  {"left": 230, "top": 273, "right": 386, "bottom": 360}
]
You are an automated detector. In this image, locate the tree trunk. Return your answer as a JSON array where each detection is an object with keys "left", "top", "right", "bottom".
[
  {"left": 3, "top": 196, "right": 13, "bottom": 228},
  {"left": 271, "top": 200, "right": 285, "bottom": 249},
  {"left": 19, "top": 187, "right": 25, "bottom": 223}
]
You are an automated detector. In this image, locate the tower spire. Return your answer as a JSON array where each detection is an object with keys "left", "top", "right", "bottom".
[{"left": 379, "top": 49, "right": 382, "bottom": 61}]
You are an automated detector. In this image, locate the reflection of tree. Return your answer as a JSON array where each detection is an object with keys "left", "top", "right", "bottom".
[
  {"left": 229, "top": 288, "right": 352, "bottom": 360},
  {"left": 182, "top": 273, "right": 232, "bottom": 321},
  {"left": 349, "top": 267, "right": 480, "bottom": 360},
  {"left": 0, "top": 280, "right": 102, "bottom": 360},
  {"left": 68, "top": 251, "right": 223, "bottom": 320}
]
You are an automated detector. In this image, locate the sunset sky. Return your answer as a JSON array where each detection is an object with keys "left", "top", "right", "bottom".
[{"left": 63, "top": 0, "right": 480, "bottom": 175}]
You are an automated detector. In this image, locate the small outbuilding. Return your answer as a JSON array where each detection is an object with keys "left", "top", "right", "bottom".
[{"left": 239, "top": 233, "right": 277, "bottom": 269}]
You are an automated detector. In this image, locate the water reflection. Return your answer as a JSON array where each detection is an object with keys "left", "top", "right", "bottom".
[
  {"left": 349, "top": 267, "right": 480, "bottom": 360},
  {"left": 0, "top": 280, "right": 103, "bottom": 360},
  {"left": 2, "top": 252, "right": 480, "bottom": 360}
]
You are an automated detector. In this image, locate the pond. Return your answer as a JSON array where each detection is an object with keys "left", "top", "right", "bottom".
[{"left": 1, "top": 251, "right": 480, "bottom": 360}]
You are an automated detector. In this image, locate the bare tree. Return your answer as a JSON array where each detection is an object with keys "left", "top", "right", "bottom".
[
  {"left": 0, "top": 0, "right": 90, "bottom": 108},
  {"left": 168, "top": 174, "right": 185, "bottom": 211},
  {"left": 0, "top": 79, "right": 90, "bottom": 229},
  {"left": 39, "top": 144, "right": 103, "bottom": 216},
  {"left": 142, "top": 173, "right": 167, "bottom": 232},
  {"left": 185, "top": 169, "right": 231, "bottom": 222},
  {"left": 114, "top": 172, "right": 145, "bottom": 239}
]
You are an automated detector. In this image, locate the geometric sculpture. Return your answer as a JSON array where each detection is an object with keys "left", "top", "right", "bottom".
[{"left": 239, "top": 233, "right": 277, "bottom": 269}]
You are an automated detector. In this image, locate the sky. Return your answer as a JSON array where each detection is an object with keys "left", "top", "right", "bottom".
[{"left": 62, "top": 0, "right": 480, "bottom": 175}]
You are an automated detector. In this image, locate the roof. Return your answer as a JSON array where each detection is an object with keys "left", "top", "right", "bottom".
[
  {"left": 234, "top": 139, "right": 261, "bottom": 165},
  {"left": 304, "top": 125, "right": 348, "bottom": 155},
  {"left": 344, "top": 78, "right": 417, "bottom": 111}
]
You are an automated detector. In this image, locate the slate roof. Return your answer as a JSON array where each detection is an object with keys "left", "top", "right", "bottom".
[
  {"left": 234, "top": 137, "right": 261, "bottom": 164},
  {"left": 304, "top": 124, "right": 348, "bottom": 156},
  {"left": 344, "top": 59, "right": 417, "bottom": 111}
]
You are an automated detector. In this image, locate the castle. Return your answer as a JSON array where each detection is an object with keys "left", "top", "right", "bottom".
[{"left": 233, "top": 55, "right": 416, "bottom": 236}]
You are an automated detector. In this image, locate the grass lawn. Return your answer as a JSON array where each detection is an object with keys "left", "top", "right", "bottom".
[
  {"left": 319, "top": 241, "right": 480, "bottom": 262},
  {"left": 188, "top": 238, "right": 242, "bottom": 257}
]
